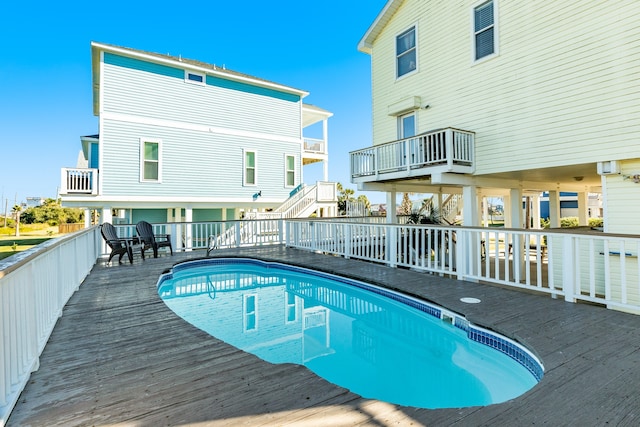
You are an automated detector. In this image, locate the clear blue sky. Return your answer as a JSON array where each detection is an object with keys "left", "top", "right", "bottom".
[{"left": 0, "top": 0, "right": 389, "bottom": 209}]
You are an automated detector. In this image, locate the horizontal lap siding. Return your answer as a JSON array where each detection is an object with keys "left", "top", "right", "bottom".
[
  {"left": 101, "top": 119, "right": 298, "bottom": 199},
  {"left": 605, "top": 160, "right": 640, "bottom": 233},
  {"left": 102, "top": 54, "right": 301, "bottom": 139},
  {"left": 370, "top": 0, "right": 640, "bottom": 174}
]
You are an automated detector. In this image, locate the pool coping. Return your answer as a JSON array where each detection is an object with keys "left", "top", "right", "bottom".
[{"left": 158, "top": 257, "right": 545, "bottom": 382}]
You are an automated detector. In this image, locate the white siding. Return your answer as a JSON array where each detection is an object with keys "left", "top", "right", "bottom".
[
  {"left": 369, "top": 0, "right": 640, "bottom": 175},
  {"left": 102, "top": 54, "right": 301, "bottom": 140},
  {"left": 101, "top": 119, "right": 300, "bottom": 200},
  {"left": 605, "top": 160, "right": 640, "bottom": 234}
]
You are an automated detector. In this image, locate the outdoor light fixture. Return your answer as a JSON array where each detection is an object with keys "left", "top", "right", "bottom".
[{"left": 253, "top": 191, "right": 262, "bottom": 200}]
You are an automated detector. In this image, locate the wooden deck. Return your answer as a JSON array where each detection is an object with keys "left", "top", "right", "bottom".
[{"left": 8, "top": 246, "right": 640, "bottom": 426}]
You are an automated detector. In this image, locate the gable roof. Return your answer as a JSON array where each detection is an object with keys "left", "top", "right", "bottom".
[
  {"left": 91, "top": 42, "right": 308, "bottom": 115},
  {"left": 358, "top": 0, "right": 404, "bottom": 54}
]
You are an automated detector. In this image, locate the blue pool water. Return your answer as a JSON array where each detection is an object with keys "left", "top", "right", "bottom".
[{"left": 157, "top": 258, "right": 542, "bottom": 409}]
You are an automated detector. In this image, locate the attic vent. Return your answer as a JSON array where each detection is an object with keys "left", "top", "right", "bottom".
[{"left": 185, "top": 71, "right": 205, "bottom": 85}]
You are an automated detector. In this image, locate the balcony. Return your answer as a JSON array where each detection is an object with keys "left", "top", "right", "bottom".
[
  {"left": 302, "top": 137, "right": 327, "bottom": 166},
  {"left": 350, "top": 127, "right": 475, "bottom": 183},
  {"left": 60, "top": 168, "right": 98, "bottom": 195}
]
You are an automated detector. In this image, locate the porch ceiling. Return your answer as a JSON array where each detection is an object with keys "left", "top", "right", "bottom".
[
  {"left": 483, "top": 162, "right": 601, "bottom": 189},
  {"left": 356, "top": 162, "right": 603, "bottom": 194}
]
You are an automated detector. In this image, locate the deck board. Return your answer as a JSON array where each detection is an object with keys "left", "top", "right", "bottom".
[{"left": 7, "top": 246, "right": 640, "bottom": 426}]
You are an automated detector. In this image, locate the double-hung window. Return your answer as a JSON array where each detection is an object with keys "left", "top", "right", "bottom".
[
  {"left": 474, "top": 0, "right": 496, "bottom": 61},
  {"left": 140, "top": 138, "right": 161, "bottom": 182},
  {"left": 244, "top": 294, "right": 258, "bottom": 331},
  {"left": 244, "top": 150, "right": 256, "bottom": 186},
  {"left": 396, "top": 26, "right": 417, "bottom": 78},
  {"left": 285, "top": 155, "right": 295, "bottom": 187}
]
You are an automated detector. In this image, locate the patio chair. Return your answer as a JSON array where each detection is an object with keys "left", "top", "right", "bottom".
[
  {"left": 136, "top": 220, "right": 173, "bottom": 258},
  {"left": 101, "top": 222, "right": 133, "bottom": 264}
]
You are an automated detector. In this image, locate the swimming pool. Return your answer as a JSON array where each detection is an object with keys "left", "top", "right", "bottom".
[{"left": 157, "top": 258, "right": 543, "bottom": 409}]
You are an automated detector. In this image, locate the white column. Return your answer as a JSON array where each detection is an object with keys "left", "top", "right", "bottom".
[
  {"left": 577, "top": 191, "right": 588, "bottom": 226},
  {"left": 386, "top": 190, "right": 397, "bottom": 223},
  {"left": 481, "top": 196, "right": 488, "bottom": 227},
  {"left": 323, "top": 118, "right": 329, "bottom": 181},
  {"left": 84, "top": 209, "right": 91, "bottom": 228},
  {"left": 221, "top": 208, "right": 227, "bottom": 221},
  {"left": 184, "top": 207, "right": 193, "bottom": 251},
  {"left": 504, "top": 195, "right": 512, "bottom": 228},
  {"left": 462, "top": 186, "right": 478, "bottom": 226},
  {"left": 101, "top": 207, "right": 112, "bottom": 224},
  {"left": 509, "top": 188, "right": 523, "bottom": 229},
  {"left": 548, "top": 190, "right": 561, "bottom": 228},
  {"left": 532, "top": 194, "right": 541, "bottom": 229}
]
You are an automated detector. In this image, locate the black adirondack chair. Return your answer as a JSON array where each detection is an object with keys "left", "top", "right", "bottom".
[
  {"left": 101, "top": 222, "right": 133, "bottom": 264},
  {"left": 136, "top": 221, "right": 173, "bottom": 258}
]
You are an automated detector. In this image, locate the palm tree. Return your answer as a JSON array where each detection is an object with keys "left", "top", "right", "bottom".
[{"left": 12, "top": 204, "right": 21, "bottom": 237}]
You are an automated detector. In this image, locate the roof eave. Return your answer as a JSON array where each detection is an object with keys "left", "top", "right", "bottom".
[
  {"left": 90, "top": 41, "right": 309, "bottom": 114},
  {"left": 357, "top": 0, "right": 404, "bottom": 55}
]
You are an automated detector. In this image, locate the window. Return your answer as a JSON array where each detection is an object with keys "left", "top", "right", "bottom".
[
  {"left": 185, "top": 70, "right": 205, "bottom": 85},
  {"left": 244, "top": 294, "right": 258, "bottom": 331},
  {"left": 396, "top": 26, "right": 417, "bottom": 78},
  {"left": 398, "top": 112, "right": 416, "bottom": 139},
  {"left": 285, "top": 155, "right": 295, "bottom": 187},
  {"left": 140, "top": 139, "right": 161, "bottom": 182},
  {"left": 474, "top": 0, "right": 496, "bottom": 61},
  {"left": 285, "top": 292, "right": 298, "bottom": 323},
  {"left": 244, "top": 150, "right": 256, "bottom": 186}
]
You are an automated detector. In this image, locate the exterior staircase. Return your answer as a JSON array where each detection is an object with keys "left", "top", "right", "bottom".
[{"left": 209, "top": 182, "right": 338, "bottom": 253}]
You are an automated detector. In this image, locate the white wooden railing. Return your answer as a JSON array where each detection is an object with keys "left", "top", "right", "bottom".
[
  {"left": 350, "top": 127, "right": 475, "bottom": 180},
  {"left": 304, "top": 138, "right": 326, "bottom": 154},
  {"left": 286, "top": 221, "right": 640, "bottom": 314},
  {"left": 4, "top": 219, "right": 640, "bottom": 424},
  {"left": 60, "top": 168, "right": 98, "bottom": 195},
  {"left": 0, "top": 227, "right": 101, "bottom": 425}
]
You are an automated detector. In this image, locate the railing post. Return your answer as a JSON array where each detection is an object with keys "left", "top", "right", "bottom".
[
  {"left": 279, "top": 219, "right": 285, "bottom": 244},
  {"left": 234, "top": 222, "right": 241, "bottom": 247},
  {"left": 91, "top": 170, "right": 98, "bottom": 195},
  {"left": 405, "top": 138, "right": 411, "bottom": 172},
  {"left": 562, "top": 235, "right": 576, "bottom": 302},
  {"left": 344, "top": 224, "right": 352, "bottom": 259},
  {"left": 171, "top": 223, "right": 181, "bottom": 252},
  {"left": 446, "top": 128, "right": 454, "bottom": 170},
  {"left": 387, "top": 224, "right": 397, "bottom": 268}
]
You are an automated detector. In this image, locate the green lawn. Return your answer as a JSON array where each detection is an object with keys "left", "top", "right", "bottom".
[{"left": 0, "top": 225, "right": 59, "bottom": 261}]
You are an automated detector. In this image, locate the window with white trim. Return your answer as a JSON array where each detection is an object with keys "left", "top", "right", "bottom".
[
  {"left": 244, "top": 294, "right": 258, "bottom": 331},
  {"left": 285, "top": 155, "right": 295, "bottom": 187},
  {"left": 396, "top": 26, "right": 417, "bottom": 78},
  {"left": 474, "top": 0, "right": 496, "bottom": 61},
  {"left": 244, "top": 150, "right": 257, "bottom": 186},
  {"left": 140, "top": 138, "right": 161, "bottom": 182},
  {"left": 185, "top": 70, "right": 205, "bottom": 85},
  {"left": 398, "top": 112, "right": 416, "bottom": 139},
  {"left": 285, "top": 292, "right": 298, "bottom": 323}
]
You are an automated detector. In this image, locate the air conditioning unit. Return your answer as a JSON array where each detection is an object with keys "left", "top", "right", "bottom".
[{"left": 597, "top": 160, "right": 620, "bottom": 175}]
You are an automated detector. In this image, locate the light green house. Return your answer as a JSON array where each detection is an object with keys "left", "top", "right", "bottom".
[{"left": 60, "top": 42, "right": 337, "bottom": 226}]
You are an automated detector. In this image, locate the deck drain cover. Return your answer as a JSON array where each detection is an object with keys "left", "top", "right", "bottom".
[{"left": 460, "top": 297, "right": 481, "bottom": 304}]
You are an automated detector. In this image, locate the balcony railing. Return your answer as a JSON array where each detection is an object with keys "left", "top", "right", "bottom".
[
  {"left": 60, "top": 168, "right": 98, "bottom": 195},
  {"left": 350, "top": 127, "right": 474, "bottom": 182},
  {"left": 303, "top": 138, "right": 326, "bottom": 154}
]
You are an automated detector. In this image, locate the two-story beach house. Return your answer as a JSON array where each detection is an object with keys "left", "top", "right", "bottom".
[
  {"left": 60, "top": 42, "right": 337, "bottom": 227},
  {"left": 351, "top": 0, "right": 640, "bottom": 235}
]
